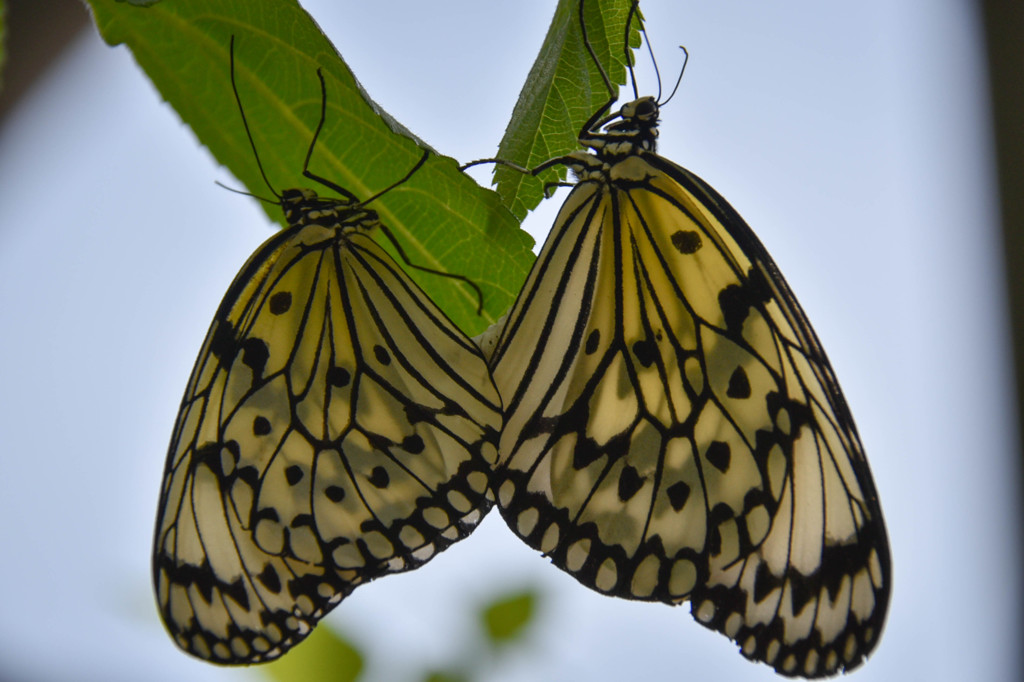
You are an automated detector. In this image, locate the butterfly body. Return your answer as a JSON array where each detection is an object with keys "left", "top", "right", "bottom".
[{"left": 487, "top": 95, "right": 889, "bottom": 677}]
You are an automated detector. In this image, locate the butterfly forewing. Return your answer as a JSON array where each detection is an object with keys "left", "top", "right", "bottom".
[
  {"left": 488, "top": 132, "right": 889, "bottom": 675},
  {"left": 154, "top": 199, "right": 500, "bottom": 663}
]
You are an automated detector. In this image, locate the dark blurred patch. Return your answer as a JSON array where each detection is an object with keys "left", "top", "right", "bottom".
[
  {"left": 0, "top": 0, "right": 90, "bottom": 127},
  {"left": 980, "top": 3, "right": 1024, "bottom": 678}
]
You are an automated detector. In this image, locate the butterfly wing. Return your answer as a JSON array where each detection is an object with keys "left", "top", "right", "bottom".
[
  {"left": 154, "top": 222, "right": 500, "bottom": 663},
  {"left": 489, "top": 152, "right": 889, "bottom": 677}
]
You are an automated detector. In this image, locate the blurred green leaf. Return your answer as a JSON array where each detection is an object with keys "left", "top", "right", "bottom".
[
  {"left": 262, "top": 625, "right": 363, "bottom": 682},
  {"left": 86, "top": 0, "right": 532, "bottom": 335},
  {"left": 480, "top": 590, "right": 537, "bottom": 646},
  {"left": 490, "top": 0, "right": 641, "bottom": 219},
  {"left": 423, "top": 672, "right": 468, "bottom": 682}
]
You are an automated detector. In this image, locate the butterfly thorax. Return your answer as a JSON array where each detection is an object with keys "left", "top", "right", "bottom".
[
  {"left": 280, "top": 188, "right": 379, "bottom": 232},
  {"left": 570, "top": 96, "right": 660, "bottom": 181}
]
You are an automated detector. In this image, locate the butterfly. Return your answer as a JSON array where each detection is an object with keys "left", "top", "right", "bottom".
[
  {"left": 152, "top": 42, "right": 501, "bottom": 663},
  {"left": 470, "top": 1, "right": 890, "bottom": 677}
]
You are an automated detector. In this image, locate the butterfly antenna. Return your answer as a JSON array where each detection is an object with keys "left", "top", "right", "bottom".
[
  {"left": 378, "top": 220, "right": 486, "bottom": 314},
  {"left": 579, "top": 0, "right": 615, "bottom": 99},
  {"left": 229, "top": 35, "right": 281, "bottom": 201},
  {"left": 214, "top": 180, "right": 277, "bottom": 205},
  {"left": 363, "top": 148, "right": 481, "bottom": 312},
  {"left": 635, "top": 7, "right": 663, "bottom": 102},
  {"left": 360, "top": 149, "right": 430, "bottom": 207},
  {"left": 368, "top": 150, "right": 484, "bottom": 314},
  {"left": 299, "top": 69, "right": 362, "bottom": 203},
  {"left": 625, "top": 1, "right": 642, "bottom": 100},
  {"left": 290, "top": 67, "right": 480, "bottom": 313},
  {"left": 297, "top": 69, "right": 428, "bottom": 204},
  {"left": 660, "top": 46, "right": 688, "bottom": 107}
]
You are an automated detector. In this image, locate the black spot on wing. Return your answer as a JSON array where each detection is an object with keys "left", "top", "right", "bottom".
[
  {"left": 404, "top": 402, "right": 432, "bottom": 424},
  {"left": 632, "top": 339, "right": 657, "bottom": 368},
  {"left": 706, "top": 441, "right": 731, "bottom": 473},
  {"left": 291, "top": 513, "right": 313, "bottom": 528},
  {"left": 172, "top": 560, "right": 249, "bottom": 609},
  {"left": 752, "top": 560, "right": 782, "bottom": 602},
  {"left": 285, "top": 465, "right": 304, "bottom": 486},
  {"left": 209, "top": 320, "right": 239, "bottom": 368},
  {"left": 719, "top": 267, "right": 773, "bottom": 333},
  {"left": 242, "top": 338, "right": 269, "bottom": 378},
  {"left": 402, "top": 435, "right": 425, "bottom": 453},
  {"left": 194, "top": 442, "right": 229, "bottom": 477},
  {"left": 718, "top": 285, "right": 748, "bottom": 333},
  {"left": 617, "top": 465, "right": 644, "bottom": 501},
  {"left": 666, "top": 481, "right": 691, "bottom": 511},
  {"left": 327, "top": 366, "right": 351, "bottom": 387},
  {"left": 256, "top": 564, "right": 282, "bottom": 593},
  {"left": 670, "top": 229, "right": 702, "bottom": 254},
  {"left": 269, "top": 291, "right": 292, "bottom": 315},
  {"left": 253, "top": 416, "right": 271, "bottom": 436},
  {"left": 253, "top": 506, "right": 280, "bottom": 524},
  {"left": 726, "top": 366, "right": 751, "bottom": 399},
  {"left": 368, "top": 466, "right": 390, "bottom": 489},
  {"left": 237, "top": 465, "right": 259, "bottom": 487}
]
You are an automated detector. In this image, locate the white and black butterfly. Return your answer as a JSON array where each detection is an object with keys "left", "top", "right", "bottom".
[
  {"left": 153, "top": 42, "right": 500, "bottom": 663},
  {"left": 472, "top": 2, "right": 890, "bottom": 676}
]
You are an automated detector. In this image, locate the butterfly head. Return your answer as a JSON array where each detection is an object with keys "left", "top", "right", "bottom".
[
  {"left": 609, "top": 96, "right": 660, "bottom": 151},
  {"left": 588, "top": 96, "right": 660, "bottom": 160},
  {"left": 620, "top": 96, "right": 659, "bottom": 123},
  {"left": 280, "top": 188, "right": 378, "bottom": 231}
]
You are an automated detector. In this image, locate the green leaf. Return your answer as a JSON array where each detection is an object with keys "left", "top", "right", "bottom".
[
  {"left": 423, "top": 672, "right": 468, "bottom": 682},
  {"left": 87, "top": 0, "right": 532, "bottom": 335},
  {"left": 480, "top": 589, "right": 537, "bottom": 646},
  {"left": 491, "top": 0, "right": 642, "bottom": 219},
  {"left": 261, "top": 625, "right": 363, "bottom": 682}
]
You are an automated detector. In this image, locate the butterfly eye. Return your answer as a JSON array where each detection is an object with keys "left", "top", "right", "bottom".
[{"left": 633, "top": 97, "right": 657, "bottom": 119}]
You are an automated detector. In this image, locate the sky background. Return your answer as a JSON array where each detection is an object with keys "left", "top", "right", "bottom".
[{"left": 0, "top": 1, "right": 1019, "bottom": 680}]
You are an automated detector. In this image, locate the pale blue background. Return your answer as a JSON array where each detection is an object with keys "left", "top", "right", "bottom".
[{"left": 0, "top": 1, "right": 1017, "bottom": 680}]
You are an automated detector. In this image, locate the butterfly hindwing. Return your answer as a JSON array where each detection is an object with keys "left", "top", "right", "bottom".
[{"left": 154, "top": 194, "right": 500, "bottom": 663}]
